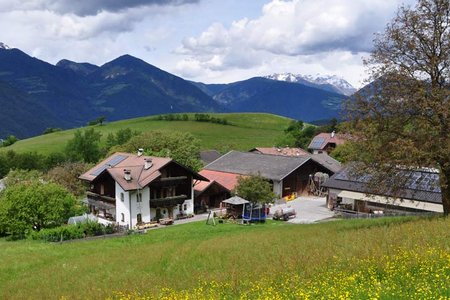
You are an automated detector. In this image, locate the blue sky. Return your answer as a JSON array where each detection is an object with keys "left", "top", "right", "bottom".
[{"left": 0, "top": 0, "right": 415, "bottom": 87}]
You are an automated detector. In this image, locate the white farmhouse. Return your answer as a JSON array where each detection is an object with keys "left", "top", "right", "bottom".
[{"left": 79, "top": 151, "right": 207, "bottom": 228}]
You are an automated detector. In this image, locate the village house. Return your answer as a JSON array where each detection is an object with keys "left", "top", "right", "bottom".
[
  {"left": 308, "top": 131, "right": 346, "bottom": 154},
  {"left": 193, "top": 150, "right": 341, "bottom": 211},
  {"left": 79, "top": 151, "right": 207, "bottom": 228},
  {"left": 324, "top": 167, "right": 443, "bottom": 214}
]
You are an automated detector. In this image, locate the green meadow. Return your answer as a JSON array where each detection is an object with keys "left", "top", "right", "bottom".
[
  {"left": 1, "top": 216, "right": 449, "bottom": 299},
  {"left": 3, "top": 113, "right": 292, "bottom": 155}
]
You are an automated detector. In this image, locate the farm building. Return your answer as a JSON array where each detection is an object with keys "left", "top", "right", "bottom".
[
  {"left": 324, "top": 167, "right": 443, "bottom": 214},
  {"left": 194, "top": 177, "right": 230, "bottom": 213},
  {"left": 197, "top": 151, "right": 340, "bottom": 202},
  {"left": 308, "top": 132, "right": 347, "bottom": 154},
  {"left": 79, "top": 151, "right": 208, "bottom": 228}
]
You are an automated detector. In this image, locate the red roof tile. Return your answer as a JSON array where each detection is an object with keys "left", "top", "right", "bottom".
[{"left": 198, "top": 169, "right": 243, "bottom": 191}]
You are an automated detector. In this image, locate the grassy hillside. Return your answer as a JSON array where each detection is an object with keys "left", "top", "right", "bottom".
[
  {"left": 1, "top": 216, "right": 449, "bottom": 299},
  {"left": 3, "top": 113, "right": 292, "bottom": 155}
]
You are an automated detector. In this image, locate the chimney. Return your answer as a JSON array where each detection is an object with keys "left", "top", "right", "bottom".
[
  {"left": 144, "top": 158, "right": 153, "bottom": 170},
  {"left": 124, "top": 169, "right": 132, "bottom": 181},
  {"left": 137, "top": 148, "right": 144, "bottom": 157},
  {"left": 331, "top": 131, "right": 335, "bottom": 138}
]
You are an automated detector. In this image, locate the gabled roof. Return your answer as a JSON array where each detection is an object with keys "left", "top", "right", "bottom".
[
  {"left": 308, "top": 132, "right": 346, "bottom": 150},
  {"left": 222, "top": 196, "right": 249, "bottom": 205},
  {"left": 249, "top": 147, "right": 342, "bottom": 173},
  {"left": 200, "top": 150, "right": 222, "bottom": 165},
  {"left": 79, "top": 152, "right": 207, "bottom": 191},
  {"left": 194, "top": 179, "right": 230, "bottom": 197},
  {"left": 310, "top": 153, "right": 342, "bottom": 173},
  {"left": 324, "top": 167, "right": 442, "bottom": 204},
  {"left": 198, "top": 169, "right": 241, "bottom": 191},
  {"left": 204, "top": 151, "right": 311, "bottom": 181},
  {"left": 250, "top": 147, "right": 310, "bottom": 157}
]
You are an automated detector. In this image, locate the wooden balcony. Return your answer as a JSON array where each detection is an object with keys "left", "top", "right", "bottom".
[
  {"left": 86, "top": 191, "right": 116, "bottom": 203},
  {"left": 150, "top": 194, "right": 188, "bottom": 207}
]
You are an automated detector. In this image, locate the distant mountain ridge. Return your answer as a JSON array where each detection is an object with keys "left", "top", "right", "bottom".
[
  {"left": 201, "top": 77, "right": 346, "bottom": 121},
  {"left": 265, "top": 73, "right": 356, "bottom": 96},
  {"left": 0, "top": 44, "right": 349, "bottom": 139}
]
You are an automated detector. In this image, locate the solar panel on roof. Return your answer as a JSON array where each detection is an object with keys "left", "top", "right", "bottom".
[
  {"left": 310, "top": 137, "right": 325, "bottom": 149},
  {"left": 90, "top": 154, "right": 128, "bottom": 176},
  {"left": 406, "top": 172, "right": 440, "bottom": 192}
]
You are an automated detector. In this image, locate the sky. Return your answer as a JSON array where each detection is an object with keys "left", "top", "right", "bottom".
[{"left": 0, "top": 0, "right": 416, "bottom": 88}]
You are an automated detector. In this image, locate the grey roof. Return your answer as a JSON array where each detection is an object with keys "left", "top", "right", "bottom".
[
  {"left": 204, "top": 151, "right": 311, "bottom": 181},
  {"left": 324, "top": 167, "right": 442, "bottom": 204},
  {"left": 200, "top": 150, "right": 222, "bottom": 165},
  {"left": 222, "top": 196, "right": 249, "bottom": 205},
  {"left": 310, "top": 154, "right": 342, "bottom": 173}
]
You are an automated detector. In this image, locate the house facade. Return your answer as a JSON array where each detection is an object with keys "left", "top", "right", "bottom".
[
  {"left": 79, "top": 152, "right": 207, "bottom": 228},
  {"left": 308, "top": 132, "right": 346, "bottom": 154}
]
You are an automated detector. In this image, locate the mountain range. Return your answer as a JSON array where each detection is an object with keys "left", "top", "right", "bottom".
[
  {"left": 264, "top": 73, "right": 356, "bottom": 96},
  {"left": 0, "top": 44, "right": 353, "bottom": 139}
]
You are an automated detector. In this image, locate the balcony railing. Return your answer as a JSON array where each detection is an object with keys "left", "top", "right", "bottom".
[
  {"left": 86, "top": 191, "right": 116, "bottom": 203},
  {"left": 150, "top": 194, "right": 188, "bottom": 207}
]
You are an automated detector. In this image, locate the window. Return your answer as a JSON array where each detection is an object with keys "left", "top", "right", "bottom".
[
  {"left": 183, "top": 204, "right": 187, "bottom": 211},
  {"left": 137, "top": 193, "right": 142, "bottom": 202},
  {"left": 137, "top": 213, "right": 142, "bottom": 224},
  {"left": 120, "top": 193, "right": 124, "bottom": 202},
  {"left": 121, "top": 213, "right": 125, "bottom": 222}
]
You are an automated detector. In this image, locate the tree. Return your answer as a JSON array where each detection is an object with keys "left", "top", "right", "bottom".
[
  {"left": 277, "top": 120, "right": 317, "bottom": 149},
  {"left": 87, "top": 116, "right": 106, "bottom": 126},
  {"left": 0, "top": 182, "right": 83, "bottom": 239},
  {"left": 3, "top": 169, "right": 42, "bottom": 188},
  {"left": 346, "top": 0, "right": 450, "bottom": 213},
  {"left": 233, "top": 174, "right": 276, "bottom": 204},
  {"left": 42, "top": 127, "right": 62, "bottom": 135},
  {"left": 66, "top": 128, "right": 102, "bottom": 163},
  {"left": 1, "top": 135, "right": 18, "bottom": 147},
  {"left": 45, "top": 162, "right": 91, "bottom": 197},
  {"left": 115, "top": 130, "right": 203, "bottom": 171},
  {"left": 105, "top": 128, "right": 140, "bottom": 152}
]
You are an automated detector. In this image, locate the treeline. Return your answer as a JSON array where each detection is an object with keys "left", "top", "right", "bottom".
[
  {"left": 156, "top": 113, "right": 230, "bottom": 125},
  {"left": 0, "top": 151, "right": 66, "bottom": 178}
]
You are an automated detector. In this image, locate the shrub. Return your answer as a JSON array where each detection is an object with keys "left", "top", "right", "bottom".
[
  {"left": 1, "top": 135, "right": 18, "bottom": 147},
  {"left": 29, "top": 221, "right": 117, "bottom": 242},
  {"left": 43, "top": 128, "right": 62, "bottom": 135}
]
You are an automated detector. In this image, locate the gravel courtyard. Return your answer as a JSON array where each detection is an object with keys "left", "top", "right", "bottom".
[{"left": 270, "top": 196, "right": 335, "bottom": 224}]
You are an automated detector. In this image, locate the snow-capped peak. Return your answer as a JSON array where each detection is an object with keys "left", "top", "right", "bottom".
[
  {"left": 0, "top": 42, "right": 11, "bottom": 50},
  {"left": 265, "top": 72, "right": 356, "bottom": 96}
]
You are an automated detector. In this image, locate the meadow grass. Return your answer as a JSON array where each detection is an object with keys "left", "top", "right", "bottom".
[
  {"left": 1, "top": 216, "right": 449, "bottom": 299},
  {"left": 3, "top": 113, "right": 292, "bottom": 155}
]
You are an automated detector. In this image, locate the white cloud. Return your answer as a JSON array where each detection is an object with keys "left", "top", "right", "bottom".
[
  {"left": 0, "top": 0, "right": 200, "bottom": 16},
  {"left": 174, "top": 0, "right": 414, "bottom": 87}
]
